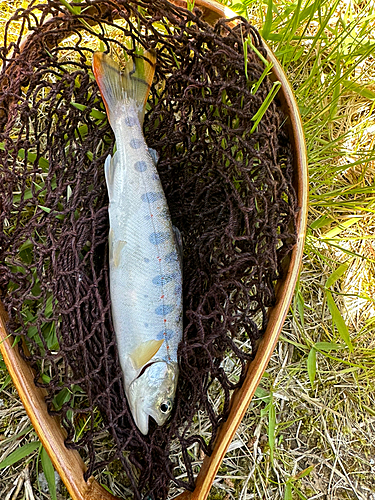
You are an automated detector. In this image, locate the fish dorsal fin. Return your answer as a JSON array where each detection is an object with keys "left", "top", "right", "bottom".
[
  {"left": 130, "top": 339, "right": 164, "bottom": 371},
  {"left": 92, "top": 50, "right": 156, "bottom": 126}
]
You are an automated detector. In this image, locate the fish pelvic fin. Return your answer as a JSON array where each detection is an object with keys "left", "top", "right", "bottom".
[{"left": 92, "top": 49, "right": 156, "bottom": 127}]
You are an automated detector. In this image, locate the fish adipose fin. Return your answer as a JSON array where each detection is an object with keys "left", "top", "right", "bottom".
[{"left": 92, "top": 49, "right": 156, "bottom": 126}]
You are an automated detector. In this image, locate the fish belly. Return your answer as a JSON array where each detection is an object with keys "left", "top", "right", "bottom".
[{"left": 106, "top": 121, "right": 182, "bottom": 389}]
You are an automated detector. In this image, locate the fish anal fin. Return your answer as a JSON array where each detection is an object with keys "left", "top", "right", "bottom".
[
  {"left": 113, "top": 240, "right": 126, "bottom": 267},
  {"left": 130, "top": 339, "right": 164, "bottom": 371}
]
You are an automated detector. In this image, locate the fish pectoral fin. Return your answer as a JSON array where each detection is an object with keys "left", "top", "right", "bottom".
[
  {"left": 113, "top": 240, "right": 126, "bottom": 267},
  {"left": 130, "top": 339, "right": 164, "bottom": 371}
]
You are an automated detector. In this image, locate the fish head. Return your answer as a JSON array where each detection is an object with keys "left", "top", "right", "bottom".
[{"left": 127, "top": 361, "right": 178, "bottom": 435}]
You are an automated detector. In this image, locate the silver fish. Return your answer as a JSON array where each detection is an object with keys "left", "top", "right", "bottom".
[{"left": 92, "top": 50, "right": 182, "bottom": 435}]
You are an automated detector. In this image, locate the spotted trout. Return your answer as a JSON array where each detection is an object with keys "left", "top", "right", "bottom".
[{"left": 92, "top": 50, "right": 182, "bottom": 435}]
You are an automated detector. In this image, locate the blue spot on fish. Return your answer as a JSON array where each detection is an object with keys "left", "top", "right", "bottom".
[
  {"left": 144, "top": 322, "right": 149, "bottom": 328},
  {"left": 165, "top": 251, "right": 178, "bottom": 263},
  {"left": 155, "top": 304, "right": 174, "bottom": 316},
  {"left": 149, "top": 232, "right": 170, "bottom": 245},
  {"left": 144, "top": 257, "right": 150, "bottom": 263},
  {"left": 125, "top": 115, "right": 138, "bottom": 127},
  {"left": 156, "top": 329, "right": 174, "bottom": 341},
  {"left": 134, "top": 161, "right": 147, "bottom": 172},
  {"left": 141, "top": 192, "right": 163, "bottom": 203},
  {"left": 130, "top": 138, "right": 143, "bottom": 149},
  {"left": 152, "top": 275, "right": 174, "bottom": 286},
  {"left": 152, "top": 173, "right": 159, "bottom": 180},
  {"left": 175, "top": 284, "right": 182, "bottom": 295}
]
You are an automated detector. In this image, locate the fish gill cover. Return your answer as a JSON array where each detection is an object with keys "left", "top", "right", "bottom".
[{"left": 0, "top": 0, "right": 297, "bottom": 498}]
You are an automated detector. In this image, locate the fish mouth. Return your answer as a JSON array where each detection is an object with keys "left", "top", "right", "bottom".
[
  {"left": 133, "top": 405, "right": 162, "bottom": 434},
  {"left": 134, "top": 403, "right": 150, "bottom": 435},
  {"left": 128, "top": 361, "right": 157, "bottom": 435}
]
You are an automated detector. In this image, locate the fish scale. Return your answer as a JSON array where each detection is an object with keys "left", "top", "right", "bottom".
[{"left": 93, "top": 50, "right": 182, "bottom": 434}]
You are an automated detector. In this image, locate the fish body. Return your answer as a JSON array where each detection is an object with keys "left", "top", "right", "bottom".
[{"left": 92, "top": 51, "right": 182, "bottom": 435}]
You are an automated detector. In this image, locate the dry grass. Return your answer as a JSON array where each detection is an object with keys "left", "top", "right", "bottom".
[{"left": 1, "top": 0, "right": 375, "bottom": 499}]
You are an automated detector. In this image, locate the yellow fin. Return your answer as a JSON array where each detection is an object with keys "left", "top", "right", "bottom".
[
  {"left": 130, "top": 339, "right": 164, "bottom": 370},
  {"left": 113, "top": 240, "right": 126, "bottom": 267},
  {"left": 92, "top": 49, "right": 156, "bottom": 126}
]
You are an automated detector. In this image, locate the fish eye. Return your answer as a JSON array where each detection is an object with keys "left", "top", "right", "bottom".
[{"left": 160, "top": 400, "right": 172, "bottom": 414}]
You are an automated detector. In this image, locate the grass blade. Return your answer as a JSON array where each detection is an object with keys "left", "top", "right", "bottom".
[
  {"left": 326, "top": 291, "right": 354, "bottom": 352},
  {"left": 250, "top": 81, "right": 281, "bottom": 132},
  {"left": 268, "top": 397, "right": 276, "bottom": 464},
  {"left": 0, "top": 441, "right": 40, "bottom": 469},
  {"left": 40, "top": 446, "right": 57, "bottom": 500},
  {"left": 323, "top": 217, "right": 361, "bottom": 239},
  {"left": 326, "top": 262, "right": 350, "bottom": 288},
  {"left": 329, "top": 51, "right": 341, "bottom": 120},
  {"left": 342, "top": 79, "right": 375, "bottom": 100},
  {"left": 58, "top": 0, "right": 94, "bottom": 31},
  {"left": 243, "top": 33, "right": 248, "bottom": 80},
  {"left": 252, "top": 61, "right": 274, "bottom": 93},
  {"left": 284, "top": 482, "right": 292, "bottom": 500},
  {"left": 295, "top": 287, "right": 305, "bottom": 327},
  {"left": 0, "top": 426, "right": 33, "bottom": 447},
  {"left": 71, "top": 102, "right": 106, "bottom": 120},
  {"left": 247, "top": 38, "right": 268, "bottom": 66},
  {"left": 314, "top": 342, "right": 342, "bottom": 351},
  {"left": 294, "top": 465, "right": 315, "bottom": 480},
  {"left": 307, "top": 348, "right": 316, "bottom": 388},
  {"left": 261, "top": 0, "right": 274, "bottom": 40},
  {"left": 0, "top": 373, "right": 12, "bottom": 391}
]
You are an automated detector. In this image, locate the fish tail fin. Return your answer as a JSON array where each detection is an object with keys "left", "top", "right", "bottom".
[{"left": 92, "top": 49, "right": 156, "bottom": 126}]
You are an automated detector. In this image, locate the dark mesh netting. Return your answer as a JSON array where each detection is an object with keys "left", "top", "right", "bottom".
[{"left": 0, "top": 0, "right": 297, "bottom": 498}]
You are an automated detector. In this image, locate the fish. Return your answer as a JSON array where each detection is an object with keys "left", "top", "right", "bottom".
[{"left": 92, "top": 50, "right": 183, "bottom": 435}]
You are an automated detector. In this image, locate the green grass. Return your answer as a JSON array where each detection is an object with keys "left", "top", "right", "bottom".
[
  {"left": 207, "top": 0, "right": 375, "bottom": 498},
  {"left": 1, "top": 0, "right": 375, "bottom": 499}
]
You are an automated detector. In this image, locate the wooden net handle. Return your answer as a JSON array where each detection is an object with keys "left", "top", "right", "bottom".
[
  {"left": 0, "top": 304, "right": 118, "bottom": 500},
  {"left": 0, "top": 1, "right": 308, "bottom": 499}
]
